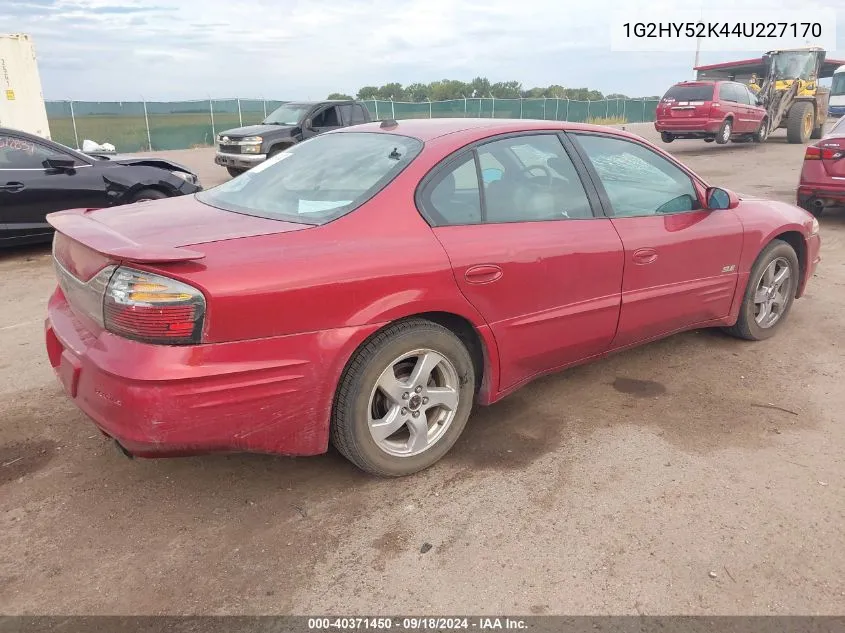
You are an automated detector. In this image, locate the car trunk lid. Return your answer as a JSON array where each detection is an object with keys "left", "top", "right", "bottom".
[
  {"left": 813, "top": 138, "right": 845, "bottom": 178},
  {"left": 48, "top": 195, "right": 310, "bottom": 326}
]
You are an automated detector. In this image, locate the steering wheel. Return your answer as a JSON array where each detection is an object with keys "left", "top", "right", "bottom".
[{"left": 520, "top": 164, "right": 553, "bottom": 187}]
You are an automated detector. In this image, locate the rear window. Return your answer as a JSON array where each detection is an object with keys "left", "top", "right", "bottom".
[
  {"left": 197, "top": 132, "right": 423, "bottom": 225},
  {"left": 662, "top": 85, "right": 714, "bottom": 101}
]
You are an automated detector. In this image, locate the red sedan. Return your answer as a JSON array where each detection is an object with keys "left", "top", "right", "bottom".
[
  {"left": 45, "top": 119, "right": 821, "bottom": 476},
  {"left": 798, "top": 114, "right": 845, "bottom": 216}
]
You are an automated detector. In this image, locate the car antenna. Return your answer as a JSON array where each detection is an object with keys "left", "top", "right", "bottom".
[{"left": 380, "top": 119, "right": 398, "bottom": 129}]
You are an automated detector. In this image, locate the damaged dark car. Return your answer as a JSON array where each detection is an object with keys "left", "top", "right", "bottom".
[{"left": 0, "top": 127, "right": 201, "bottom": 247}]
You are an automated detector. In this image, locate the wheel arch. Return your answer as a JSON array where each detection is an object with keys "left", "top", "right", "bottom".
[
  {"left": 330, "top": 310, "right": 500, "bottom": 421},
  {"left": 771, "top": 230, "right": 807, "bottom": 297}
]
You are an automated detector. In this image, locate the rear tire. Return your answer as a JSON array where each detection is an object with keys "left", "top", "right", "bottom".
[
  {"left": 129, "top": 188, "right": 168, "bottom": 203},
  {"left": 786, "top": 102, "right": 814, "bottom": 144},
  {"left": 704, "top": 138, "right": 715, "bottom": 143},
  {"left": 724, "top": 240, "right": 800, "bottom": 341},
  {"left": 799, "top": 196, "right": 824, "bottom": 218},
  {"left": 331, "top": 318, "right": 476, "bottom": 477},
  {"left": 226, "top": 167, "right": 247, "bottom": 177},
  {"left": 660, "top": 132, "right": 674, "bottom": 143},
  {"left": 811, "top": 116, "right": 825, "bottom": 140},
  {"left": 715, "top": 119, "right": 732, "bottom": 144}
]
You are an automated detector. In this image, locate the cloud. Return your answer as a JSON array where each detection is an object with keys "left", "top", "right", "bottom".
[{"left": 4, "top": 0, "right": 843, "bottom": 101}]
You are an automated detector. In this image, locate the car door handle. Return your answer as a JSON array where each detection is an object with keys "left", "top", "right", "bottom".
[
  {"left": 632, "top": 248, "right": 658, "bottom": 265},
  {"left": 0, "top": 182, "right": 25, "bottom": 193},
  {"left": 464, "top": 264, "right": 503, "bottom": 284}
]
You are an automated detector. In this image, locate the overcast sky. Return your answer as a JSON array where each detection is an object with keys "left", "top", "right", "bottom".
[{"left": 5, "top": 0, "right": 845, "bottom": 102}]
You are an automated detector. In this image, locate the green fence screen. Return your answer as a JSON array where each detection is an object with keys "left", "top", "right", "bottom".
[{"left": 46, "top": 97, "right": 660, "bottom": 152}]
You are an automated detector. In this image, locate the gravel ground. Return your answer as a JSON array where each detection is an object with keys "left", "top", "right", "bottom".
[{"left": 1, "top": 123, "right": 843, "bottom": 615}]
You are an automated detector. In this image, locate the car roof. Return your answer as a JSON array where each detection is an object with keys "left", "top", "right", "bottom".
[
  {"left": 334, "top": 117, "right": 643, "bottom": 142},
  {"left": 670, "top": 80, "right": 720, "bottom": 86}
]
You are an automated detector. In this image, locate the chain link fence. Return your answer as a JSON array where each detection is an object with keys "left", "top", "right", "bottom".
[{"left": 45, "top": 97, "right": 660, "bottom": 152}]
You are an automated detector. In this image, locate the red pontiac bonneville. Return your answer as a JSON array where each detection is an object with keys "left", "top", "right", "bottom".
[{"left": 45, "top": 119, "right": 821, "bottom": 476}]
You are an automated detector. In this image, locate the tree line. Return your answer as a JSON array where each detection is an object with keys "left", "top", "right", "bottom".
[{"left": 327, "top": 77, "right": 641, "bottom": 102}]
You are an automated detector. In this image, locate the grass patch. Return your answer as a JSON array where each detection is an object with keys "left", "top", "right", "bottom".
[{"left": 585, "top": 116, "right": 629, "bottom": 125}]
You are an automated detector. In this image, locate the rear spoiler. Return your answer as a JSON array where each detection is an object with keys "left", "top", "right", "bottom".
[{"left": 47, "top": 209, "right": 205, "bottom": 263}]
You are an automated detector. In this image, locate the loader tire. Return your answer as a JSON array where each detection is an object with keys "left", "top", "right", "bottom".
[
  {"left": 786, "top": 102, "right": 814, "bottom": 144},
  {"left": 811, "top": 116, "right": 825, "bottom": 140}
]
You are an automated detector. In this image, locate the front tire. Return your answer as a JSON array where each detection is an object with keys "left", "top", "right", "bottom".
[
  {"left": 129, "top": 188, "right": 168, "bottom": 203},
  {"left": 786, "top": 102, "right": 814, "bottom": 144},
  {"left": 724, "top": 240, "right": 800, "bottom": 341},
  {"left": 331, "top": 319, "right": 476, "bottom": 477},
  {"left": 715, "top": 118, "right": 732, "bottom": 144},
  {"left": 227, "top": 167, "right": 247, "bottom": 177}
]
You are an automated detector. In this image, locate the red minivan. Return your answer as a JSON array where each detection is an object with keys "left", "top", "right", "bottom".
[
  {"left": 655, "top": 81, "right": 769, "bottom": 145},
  {"left": 798, "top": 114, "right": 845, "bottom": 216}
]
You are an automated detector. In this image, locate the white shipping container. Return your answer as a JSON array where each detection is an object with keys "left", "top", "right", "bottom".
[{"left": 0, "top": 33, "right": 51, "bottom": 139}]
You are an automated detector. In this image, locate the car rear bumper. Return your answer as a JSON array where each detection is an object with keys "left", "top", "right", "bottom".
[
  {"left": 214, "top": 151, "right": 266, "bottom": 170},
  {"left": 44, "top": 289, "right": 374, "bottom": 458},
  {"left": 797, "top": 183, "right": 845, "bottom": 207},
  {"left": 654, "top": 118, "right": 721, "bottom": 135}
]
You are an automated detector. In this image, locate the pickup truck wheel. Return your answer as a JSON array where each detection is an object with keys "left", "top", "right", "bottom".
[
  {"left": 129, "top": 188, "right": 168, "bottom": 203},
  {"left": 786, "top": 102, "right": 814, "bottom": 144},
  {"left": 227, "top": 167, "right": 247, "bottom": 177},
  {"left": 330, "top": 318, "right": 475, "bottom": 477},
  {"left": 715, "top": 119, "right": 732, "bottom": 144},
  {"left": 660, "top": 132, "right": 674, "bottom": 143},
  {"left": 724, "top": 240, "right": 799, "bottom": 341}
]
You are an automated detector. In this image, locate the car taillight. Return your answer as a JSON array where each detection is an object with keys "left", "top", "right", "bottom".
[
  {"left": 805, "top": 145, "right": 843, "bottom": 160},
  {"left": 104, "top": 267, "right": 206, "bottom": 345}
]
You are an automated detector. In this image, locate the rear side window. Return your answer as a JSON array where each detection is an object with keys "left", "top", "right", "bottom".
[
  {"left": 350, "top": 105, "right": 368, "bottom": 124},
  {"left": 719, "top": 83, "right": 739, "bottom": 103},
  {"left": 662, "top": 85, "right": 714, "bottom": 101},
  {"left": 197, "top": 132, "right": 423, "bottom": 225}
]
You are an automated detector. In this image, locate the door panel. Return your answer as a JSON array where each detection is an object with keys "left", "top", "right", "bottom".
[
  {"left": 570, "top": 131, "right": 744, "bottom": 348},
  {"left": 609, "top": 211, "right": 743, "bottom": 347},
  {"left": 0, "top": 132, "right": 106, "bottom": 238},
  {"left": 419, "top": 132, "right": 625, "bottom": 392},
  {"left": 1, "top": 167, "right": 109, "bottom": 236},
  {"left": 435, "top": 222, "right": 624, "bottom": 389}
]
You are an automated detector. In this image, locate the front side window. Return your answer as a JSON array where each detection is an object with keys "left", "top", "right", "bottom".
[
  {"left": 573, "top": 134, "right": 701, "bottom": 217},
  {"left": 0, "top": 135, "right": 59, "bottom": 169},
  {"left": 197, "top": 132, "right": 422, "bottom": 225},
  {"left": 832, "top": 73, "right": 845, "bottom": 96}
]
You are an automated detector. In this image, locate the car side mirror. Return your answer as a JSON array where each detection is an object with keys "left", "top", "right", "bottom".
[
  {"left": 706, "top": 186, "right": 739, "bottom": 210},
  {"left": 303, "top": 118, "right": 313, "bottom": 130},
  {"left": 43, "top": 157, "right": 76, "bottom": 172}
]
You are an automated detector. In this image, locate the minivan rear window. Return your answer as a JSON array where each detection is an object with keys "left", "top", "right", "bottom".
[{"left": 662, "top": 85, "right": 714, "bottom": 101}]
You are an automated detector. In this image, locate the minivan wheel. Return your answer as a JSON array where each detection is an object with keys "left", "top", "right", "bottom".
[
  {"left": 331, "top": 318, "right": 476, "bottom": 477},
  {"left": 660, "top": 132, "right": 674, "bottom": 143},
  {"left": 724, "top": 240, "right": 799, "bottom": 341},
  {"left": 715, "top": 119, "right": 732, "bottom": 144},
  {"left": 753, "top": 118, "right": 769, "bottom": 143}
]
